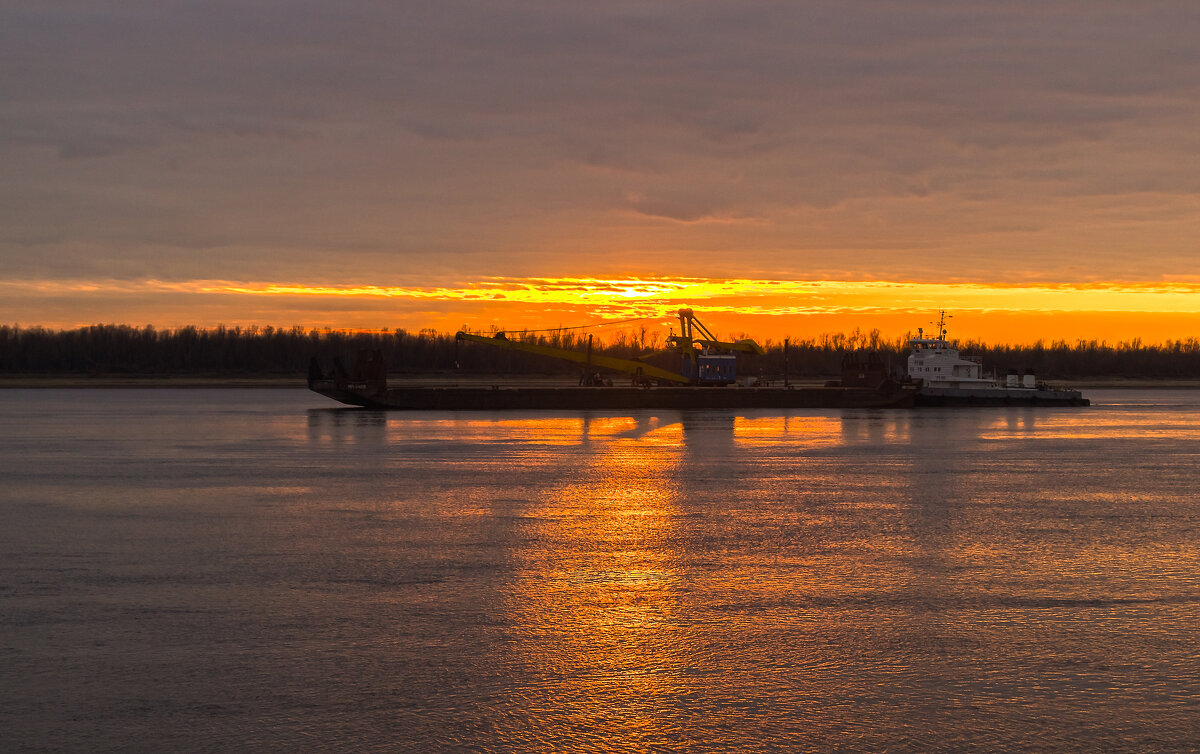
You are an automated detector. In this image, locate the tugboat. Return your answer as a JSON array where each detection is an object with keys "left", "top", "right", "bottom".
[{"left": 907, "top": 312, "right": 1088, "bottom": 406}]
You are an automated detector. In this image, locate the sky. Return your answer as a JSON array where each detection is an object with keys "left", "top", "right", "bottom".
[{"left": 3, "top": 1, "right": 1200, "bottom": 344}]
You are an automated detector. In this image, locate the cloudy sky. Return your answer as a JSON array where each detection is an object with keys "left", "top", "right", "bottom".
[{"left": 3, "top": 1, "right": 1199, "bottom": 342}]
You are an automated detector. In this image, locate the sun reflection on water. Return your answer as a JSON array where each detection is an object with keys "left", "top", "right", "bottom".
[
  {"left": 489, "top": 417, "right": 692, "bottom": 747},
  {"left": 8, "top": 389, "right": 1200, "bottom": 751},
  {"left": 294, "top": 398, "right": 1200, "bottom": 749}
]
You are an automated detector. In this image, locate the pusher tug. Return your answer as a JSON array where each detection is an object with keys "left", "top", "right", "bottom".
[{"left": 907, "top": 312, "right": 1089, "bottom": 406}]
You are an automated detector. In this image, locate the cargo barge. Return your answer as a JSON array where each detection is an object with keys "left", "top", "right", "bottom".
[
  {"left": 308, "top": 379, "right": 917, "bottom": 410},
  {"left": 308, "top": 309, "right": 916, "bottom": 410}
]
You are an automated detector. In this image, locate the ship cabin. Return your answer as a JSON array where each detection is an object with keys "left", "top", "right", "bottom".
[
  {"left": 906, "top": 327, "right": 997, "bottom": 388},
  {"left": 681, "top": 351, "right": 739, "bottom": 385}
]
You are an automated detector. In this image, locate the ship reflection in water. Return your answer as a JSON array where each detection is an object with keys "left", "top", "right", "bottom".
[
  {"left": 307, "top": 399, "right": 1200, "bottom": 750},
  {"left": 5, "top": 390, "right": 1200, "bottom": 751}
]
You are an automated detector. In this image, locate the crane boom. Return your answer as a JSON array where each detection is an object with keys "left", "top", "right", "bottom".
[
  {"left": 455, "top": 331, "right": 691, "bottom": 384},
  {"left": 456, "top": 310, "right": 763, "bottom": 386},
  {"left": 670, "top": 309, "right": 765, "bottom": 355}
]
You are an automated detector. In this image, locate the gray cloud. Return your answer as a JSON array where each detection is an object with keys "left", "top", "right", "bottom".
[{"left": 2, "top": 0, "right": 1200, "bottom": 288}]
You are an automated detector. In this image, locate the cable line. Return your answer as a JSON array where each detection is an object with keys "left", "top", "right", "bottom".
[{"left": 498, "top": 315, "right": 661, "bottom": 335}]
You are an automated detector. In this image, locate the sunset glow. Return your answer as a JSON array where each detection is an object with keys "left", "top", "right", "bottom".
[{"left": 5, "top": 276, "right": 1199, "bottom": 345}]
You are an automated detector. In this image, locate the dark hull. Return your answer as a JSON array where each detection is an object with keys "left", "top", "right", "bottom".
[
  {"left": 915, "top": 387, "right": 1089, "bottom": 407},
  {"left": 309, "top": 380, "right": 917, "bottom": 410}
]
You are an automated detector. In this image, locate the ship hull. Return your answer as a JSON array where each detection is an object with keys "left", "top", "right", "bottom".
[
  {"left": 915, "top": 386, "right": 1089, "bottom": 407},
  {"left": 309, "top": 381, "right": 917, "bottom": 410}
]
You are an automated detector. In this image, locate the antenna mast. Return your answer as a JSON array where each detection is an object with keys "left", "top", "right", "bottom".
[{"left": 933, "top": 310, "right": 952, "bottom": 342}]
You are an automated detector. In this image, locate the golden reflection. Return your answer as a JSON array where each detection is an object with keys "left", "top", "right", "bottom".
[
  {"left": 732, "top": 411, "right": 918, "bottom": 448},
  {"left": 500, "top": 416, "right": 692, "bottom": 746},
  {"left": 979, "top": 404, "right": 1200, "bottom": 441},
  {"left": 733, "top": 414, "right": 842, "bottom": 448},
  {"left": 451, "top": 416, "right": 587, "bottom": 445},
  {"left": 373, "top": 401, "right": 1200, "bottom": 747}
]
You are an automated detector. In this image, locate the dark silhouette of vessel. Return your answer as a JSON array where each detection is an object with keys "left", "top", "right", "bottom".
[{"left": 309, "top": 309, "right": 916, "bottom": 410}]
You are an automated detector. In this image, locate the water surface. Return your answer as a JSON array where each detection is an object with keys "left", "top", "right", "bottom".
[{"left": 2, "top": 389, "right": 1199, "bottom": 751}]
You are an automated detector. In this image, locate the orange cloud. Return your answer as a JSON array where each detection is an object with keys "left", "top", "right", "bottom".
[{"left": 3, "top": 276, "right": 1200, "bottom": 344}]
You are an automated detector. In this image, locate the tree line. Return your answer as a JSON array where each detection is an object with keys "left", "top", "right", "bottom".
[{"left": 2, "top": 323, "right": 1199, "bottom": 380}]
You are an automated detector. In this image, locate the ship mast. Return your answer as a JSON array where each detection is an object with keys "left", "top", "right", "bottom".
[{"left": 933, "top": 310, "right": 952, "bottom": 344}]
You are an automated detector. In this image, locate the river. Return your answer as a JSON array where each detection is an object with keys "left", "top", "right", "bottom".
[{"left": 2, "top": 388, "right": 1198, "bottom": 751}]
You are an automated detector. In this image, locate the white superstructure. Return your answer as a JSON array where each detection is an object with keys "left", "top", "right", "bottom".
[
  {"left": 903, "top": 311, "right": 1087, "bottom": 406},
  {"left": 907, "top": 311, "right": 1035, "bottom": 390}
]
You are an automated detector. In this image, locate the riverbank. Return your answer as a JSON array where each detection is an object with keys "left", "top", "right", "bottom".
[
  {"left": 0, "top": 375, "right": 303, "bottom": 388},
  {"left": 1069, "top": 378, "right": 1200, "bottom": 389}
]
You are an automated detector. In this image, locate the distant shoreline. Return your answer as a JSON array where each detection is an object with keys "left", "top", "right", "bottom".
[
  {"left": 1, "top": 375, "right": 1198, "bottom": 389},
  {"left": 0, "top": 375, "right": 305, "bottom": 388}
]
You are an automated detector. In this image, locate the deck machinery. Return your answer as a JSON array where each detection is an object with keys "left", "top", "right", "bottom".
[{"left": 455, "top": 309, "right": 764, "bottom": 386}]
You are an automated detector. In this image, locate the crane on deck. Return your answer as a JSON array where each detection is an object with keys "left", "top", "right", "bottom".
[{"left": 455, "top": 309, "right": 764, "bottom": 386}]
